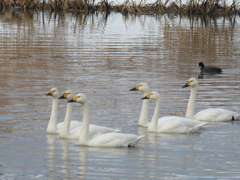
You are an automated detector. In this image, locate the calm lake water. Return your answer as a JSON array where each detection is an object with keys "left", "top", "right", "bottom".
[{"left": 1, "top": 9, "right": 240, "bottom": 179}]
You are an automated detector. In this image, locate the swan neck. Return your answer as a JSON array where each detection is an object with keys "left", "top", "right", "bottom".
[
  {"left": 138, "top": 91, "right": 150, "bottom": 127},
  {"left": 148, "top": 98, "right": 160, "bottom": 131},
  {"left": 185, "top": 85, "right": 198, "bottom": 119},
  {"left": 59, "top": 103, "right": 73, "bottom": 137},
  {"left": 79, "top": 102, "right": 89, "bottom": 145},
  {"left": 47, "top": 97, "right": 58, "bottom": 133}
]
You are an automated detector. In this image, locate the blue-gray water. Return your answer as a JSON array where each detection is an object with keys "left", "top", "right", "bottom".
[{"left": 1, "top": 10, "right": 240, "bottom": 179}]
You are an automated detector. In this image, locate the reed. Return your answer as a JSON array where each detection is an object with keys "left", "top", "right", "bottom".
[{"left": 0, "top": 0, "right": 239, "bottom": 15}]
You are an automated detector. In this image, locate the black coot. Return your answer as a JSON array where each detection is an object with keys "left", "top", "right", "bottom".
[{"left": 199, "top": 62, "right": 222, "bottom": 75}]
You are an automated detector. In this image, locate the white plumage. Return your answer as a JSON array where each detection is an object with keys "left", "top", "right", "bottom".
[
  {"left": 195, "top": 108, "right": 239, "bottom": 122},
  {"left": 58, "top": 90, "right": 119, "bottom": 139},
  {"left": 68, "top": 93, "right": 144, "bottom": 147},
  {"left": 142, "top": 91, "right": 208, "bottom": 133},
  {"left": 46, "top": 88, "right": 81, "bottom": 134},
  {"left": 183, "top": 78, "right": 240, "bottom": 122},
  {"left": 130, "top": 82, "right": 150, "bottom": 127}
]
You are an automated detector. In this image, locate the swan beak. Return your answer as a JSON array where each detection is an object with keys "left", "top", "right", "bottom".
[
  {"left": 130, "top": 85, "right": 140, "bottom": 91},
  {"left": 46, "top": 90, "right": 54, "bottom": 96},
  {"left": 58, "top": 93, "right": 67, "bottom": 99},
  {"left": 182, "top": 81, "right": 190, "bottom": 88},
  {"left": 141, "top": 93, "right": 151, "bottom": 100},
  {"left": 67, "top": 96, "right": 78, "bottom": 103}
]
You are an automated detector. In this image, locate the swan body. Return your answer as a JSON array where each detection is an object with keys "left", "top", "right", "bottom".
[
  {"left": 46, "top": 88, "right": 81, "bottom": 134},
  {"left": 58, "top": 90, "right": 120, "bottom": 139},
  {"left": 84, "top": 133, "right": 143, "bottom": 147},
  {"left": 130, "top": 82, "right": 150, "bottom": 127},
  {"left": 68, "top": 93, "right": 144, "bottom": 147},
  {"left": 195, "top": 108, "right": 239, "bottom": 121},
  {"left": 183, "top": 78, "right": 240, "bottom": 121},
  {"left": 142, "top": 91, "right": 207, "bottom": 133},
  {"left": 199, "top": 62, "right": 222, "bottom": 75},
  {"left": 154, "top": 116, "right": 207, "bottom": 133}
]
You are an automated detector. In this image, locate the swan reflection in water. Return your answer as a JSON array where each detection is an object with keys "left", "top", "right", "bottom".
[
  {"left": 46, "top": 134, "right": 58, "bottom": 175},
  {"left": 46, "top": 134, "right": 145, "bottom": 179},
  {"left": 47, "top": 134, "right": 88, "bottom": 179},
  {"left": 46, "top": 128, "right": 208, "bottom": 179}
]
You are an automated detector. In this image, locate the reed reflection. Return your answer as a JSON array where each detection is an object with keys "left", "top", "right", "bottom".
[{"left": 1, "top": 9, "right": 240, "bottom": 180}]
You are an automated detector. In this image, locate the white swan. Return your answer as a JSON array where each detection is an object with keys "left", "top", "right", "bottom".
[
  {"left": 183, "top": 78, "right": 240, "bottom": 121},
  {"left": 68, "top": 93, "right": 144, "bottom": 147},
  {"left": 58, "top": 90, "right": 81, "bottom": 138},
  {"left": 46, "top": 88, "right": 81, "bottom": 134},
  {"left": 130, "top": 82, "right": 150, "bottom": 127},
  {"left": 142, "top": 91, "right": 208, "bottom": 133},
  {"left": 58, "top": 90, "right": 120, "bottom": 139}
]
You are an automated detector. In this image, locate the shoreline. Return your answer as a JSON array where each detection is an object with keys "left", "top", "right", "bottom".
[{"left": 2, "top": 0, "right": 240, "bottom": 16}]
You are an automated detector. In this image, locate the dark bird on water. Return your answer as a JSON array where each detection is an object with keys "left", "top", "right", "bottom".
[{"left": 199, "top": 62, "right": 222, "bottom": 75}]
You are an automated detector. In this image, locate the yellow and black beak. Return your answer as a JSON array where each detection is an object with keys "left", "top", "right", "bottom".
[
  {"left": 141, "top": 93, "right": 151, "bottom": 100},
  {"left": 58, "top": 93, "right": 68, "bottom": 99},
  {"left": 68, "top": 96, "right": 78, "bottom": 103},
  {"left": 182, "top": 81, "right": 191, "bottom": 88},
  {"left": 130, "top": 85, "right": 140, "bottom": 91},
  {"left": 46, "top": 90, "right": 54, "bottom": 96}
]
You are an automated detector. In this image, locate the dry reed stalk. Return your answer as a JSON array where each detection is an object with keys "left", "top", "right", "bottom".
[
  {"left": 150, "top": 0, "right": 164, "bottom": 13},
  {"left": 49, "top": 0, "right": 56, "bottom": 10},
  {"left": 225, "top": 1, "right": 237, "bottom": 15},
  {"left": 96, "top": 0, "right": 111, "bottom": 13},
  {"left": 60, "top": 0, "right": 68, "bottom": 11},
  {"left": 0, "top": 0, "right": 239, "bottom": 15},
  {"left": 0, "top": 0, "right": 8, "bottom": 9},
  {"left": 122, "top": 0, "right": 135, "bottom": 13}
]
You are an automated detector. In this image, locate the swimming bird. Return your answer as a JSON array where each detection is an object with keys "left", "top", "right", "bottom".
[
  {"left": 130, "top": 82, "right": 150, "bottom": 127},
  {"left": 183, "top": 78, "right": 240, "bottom": 121},
  {"left": 199, "top": 62, "right": 222, "bottom": 75},
  {"left": 142, "top": 91, "right": 207, "bottom": 133},
  {"left": 46, "top": 88, "right": 81, "bottom": 134},
  {"left": 68, "top": 93, "right": 144, "bottom": 147},
  {"left": 58, "top": 90, "right": 120, "bottom": 139}
]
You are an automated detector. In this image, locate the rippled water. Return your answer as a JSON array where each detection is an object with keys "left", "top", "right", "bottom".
[{"left": 1, "top": 10, "right": 240, "bottom": 179}]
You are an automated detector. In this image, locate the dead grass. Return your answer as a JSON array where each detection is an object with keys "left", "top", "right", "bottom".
[{"left": 0, "top": 0, "right": 239, "bottom": 16}]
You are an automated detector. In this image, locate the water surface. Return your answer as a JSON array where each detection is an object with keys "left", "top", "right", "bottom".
[{"left": 1, "top": 10, "right": 240, "bottom": 179}]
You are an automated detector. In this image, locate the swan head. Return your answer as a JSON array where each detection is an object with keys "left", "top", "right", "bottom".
[
  {"left": 141, "top": 91, "right": 160, "bottom": 100},
  {"left": 130, "top": 82, "right": 150, "bottom": 93},
  {"left": 68, "top": 93, "right": 87, "bottom": 104},
  {"left": 58, "top": 90, "right": 74, "bottom": 101},
  {"left": 46, "top": 88, "right": 59, "bottom": 98},
  {"left": 182, "top": 78, "right": 198, "bottom": 88}
]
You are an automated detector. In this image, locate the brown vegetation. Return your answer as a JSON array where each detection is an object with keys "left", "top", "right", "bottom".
[{"left": 0, "top": 0, "right": 239, "bottom": 16}]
